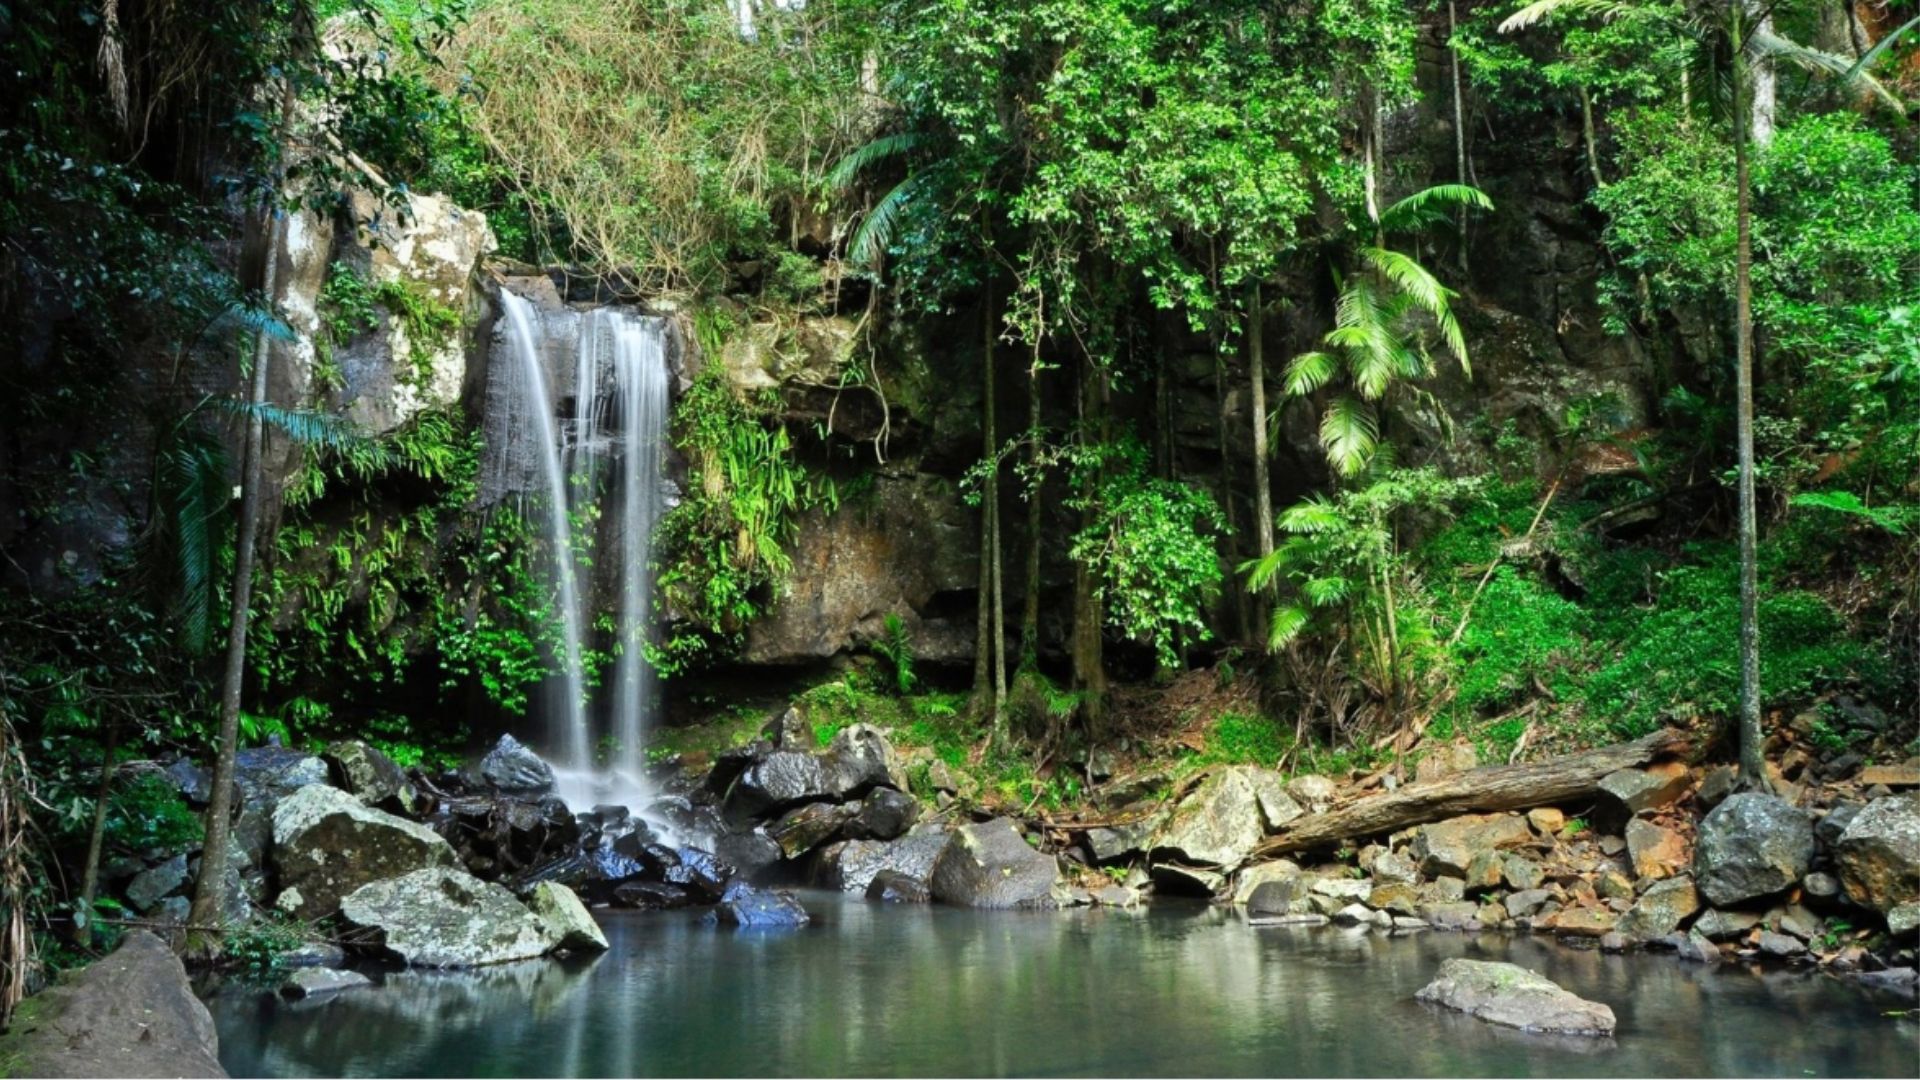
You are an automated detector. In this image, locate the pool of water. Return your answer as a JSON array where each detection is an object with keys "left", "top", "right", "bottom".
[{"left": 207, "top": 893, "right": 1917, "bottom": 1077}]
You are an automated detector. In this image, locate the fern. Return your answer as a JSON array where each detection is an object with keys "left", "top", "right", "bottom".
[{"left": 1791, "top": 491, "right": 1910, "bottom": 535}]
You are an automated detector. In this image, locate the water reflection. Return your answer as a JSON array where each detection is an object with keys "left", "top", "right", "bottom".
[{"left": 210, "top": 894, "right": 1917, "bottom": 1078}]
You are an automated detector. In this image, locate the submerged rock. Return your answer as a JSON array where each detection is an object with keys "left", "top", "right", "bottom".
[
  {"left": 930, "top": 818, "right": 1060, "bottom": 908},
  {"left": 0, "top": 931, "right": 224, "bottom": 1078},
  {"left": 339, "top": 867, "right": 554, "bottom": 968},
  {"left": 279, "top": 968, "right": 373, "bottom": 1000},
  {"left": 1833, "top": 793, "right": 1920, "bottom": 914},
  {"left": 708, "top": 881, "right": 811, "bottom": 928},
  {"left": 866, "top": 870, "right": 931, "bottom": 904},
  {"left": 271, "top": 784, "right": 459, "bottom": 919},
  {"left": 1415, "top": 958, "right": 1616, "bottom": 1036},
  {"left": 1694, "top": 794, "right": 1814, "bottom": 907}
]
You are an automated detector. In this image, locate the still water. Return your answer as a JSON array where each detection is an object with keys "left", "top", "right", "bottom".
[{"left": 208, "top": 893, "right": 1917, "bottom": 1078}]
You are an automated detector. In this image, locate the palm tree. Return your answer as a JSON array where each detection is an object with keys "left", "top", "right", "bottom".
[
  {"left": 1500, "top": 0, "right": 1914, "bottom": 791},
  {"left": 1283, "top": 185, "right": 1491, "bottom": 478}
]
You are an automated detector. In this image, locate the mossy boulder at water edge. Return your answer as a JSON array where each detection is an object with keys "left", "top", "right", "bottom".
[
  {"left": 1415, "top": 959, "right": 1616, "bottom": 1037},
  {"left": 929, "top": 818, "right": 1059, "bottom": 908},
  {"left": 1148, "top": 766, "right": 1300, "bottom": 870},
  {"left": 271, "top": 784, "right": 460, "bottom": 920},
  {"left": 1693, "top": 794, "right": 1815, "bottom": 908},
  {"left": 530, "top": 881, "right": 610, "bottom": 952},
  {"left": 1834, "top": 793, "right": 1920, "bottom": 914},
  {"left": 0, "top": 931, "right": 224, "bottom": 1078},
  {"left": 340, "top": 867, "right": 557, "bottom": 967}
]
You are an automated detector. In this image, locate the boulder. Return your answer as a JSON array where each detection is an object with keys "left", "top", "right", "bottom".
[
  {"left": 1886, "top": 901, "right": 1919, "bottom": 939},
  {"left": 233, "top": 745, "right": 330, "bottom": 808},
  {"left": 1233, "top": 860, "right": 1303, "bottom": 905},
  {"left": 1539, "top": 905, "right": 1617, "bottom": 938},
  {"left": 843, "top": 787, "right": 920, "bottom": 842},
  {"left": 434, "top": 791, "right": 582, "bottom": 880},
  {"left": 816, "top": 826, "right": 951, "bottom": 894},
  {"left": 1248, "top": 879, "right": 1307, "bottom": 917},
  {"left": 929, "top": 818, "right": 1060, "bottom": 908},
  {"left": 1598, "top": 761, "right": 1691, "bottom": 815},
  {"left": 1694, "top": 794, "right": 1815, "bottom": 907},
  {"left": 1625, "top": 818, "right": 1687, "bottom": 880},
  {"left": 1408, "top": 813, "right": 1533, "bottom": 878},
  {"left": 723, "top": 750, "right": 833, "bottom": 822},
  {"left": 322, "top": 740, "right": 419, "bottom": 813},
  {"left": 866, "top": 870, "right": 931, "bottom": 903},
  {"left": 708, "top": 881, "right": 811, "bottom": 928},
  {"left": 1369, "top": 883, "right": 1420, "bottom": 916},
  {"left": 530, "top": 882, "right": 609, "bottom": 952},
  {"left": 1675, "top": 929, "right": 1721, "bottom": 964},
  {"left": 125, "top": 854, "right": 190, "bottom": 913},
  {"left": 1758, "top": 930, "right": 1807, "bottom": 958},
  {"left": 339, "top": 867, "right": 554, "bottom": 967},
  {"left": 279, "top": 968, "right": 372, "bottom": 1000},
  {"left": 468, "top": 734, "right": 555, "bottom": 796},
  {"left": 761, "top": 707, "right": 811, "bottom": 749},
  {"left": 1502, "top": 855, "right": 1545, "bottom": 892},
  {"left": 0, "top": 931, "right": 224, "bottom": 1078},
  {"left": 271, "top": 784, "right": 459, "bottom": 919},
  {"left": 1286, "top": 774, "right": 1337, "bottom": 813},
  {"left": 768, "top": 802, "right": 857, "bottom": 859},
  {"left": 611, "top": 881, "right": 693, "bottom": 910},
  {"left": 1415, "top": 958, "right": 1616, "bottom": 1036},
  {"left": 1526, "top": 807, "right": 1566, "bottom": 835},
  {"left": 1422, "top": 901, "right": 1482, "bottom": 930},
  {"left": 1373, "top": 850, "right": 1421, "bottom": 885},
  {"left": 821, "top": 724, "right": 908, "bottom": 798},
  {"left": 711, "top": 828, "right": 784, "bottom": 883},
  {"left": 1696, "top": 765, "right": 1739, "bottom": 809},
  {"left": 1617, "top": 876, "right": 1700, "bottom": 940},
  {"left": 1833, "top": 793, "right": 1920, "bottom": 913},
  {"left": 1086, "top": 819, "right": 1158, "bottom": 864},
  {"left": 1693, "top": 908, "right": 1763, "bottom": 941},
  {"left": 1416, "top": 743, "right": 1478, "bottom": 783},
  {"left": 1504, "top": 889, "right": 1553, "bottom": 918},
  {"left": 1149, "top": 767, "right": 1297, "bottom": 869}
]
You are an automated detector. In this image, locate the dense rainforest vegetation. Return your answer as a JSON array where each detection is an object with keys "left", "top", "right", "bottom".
[{"left": 0, "top": 0, "right": 1915, "bottom": 1014}]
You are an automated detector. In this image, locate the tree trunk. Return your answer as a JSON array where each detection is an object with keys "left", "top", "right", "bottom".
[
  {"left": 1247, "top": 282, "right": 1274, "bottom": 602},
  {"left": 1020, "top": 331, "right": 1043, "bottom": 668},
  {"left": 74, "top": 720, "right": 119, "bottom": 949},
  {"left": 1751, "top": 13, "right": 1777, "bottom": 147},
  {"left": 1071, "top": 362, "right": 1107, "bottom": 731},
  {"left": 1250, "top": 729, "right": 1690, "bottom": 856},
  {"left": 1449, "top": 0, "right": 1470, "bottom": 272},
  {"left": 1731, "top": 14, "right": 1768, "bottom": 788},
  {"left": 974, "top": 296, "right": 996, "bottom": 707},
  {"left": 186, "top": 77, "right": 296, "bottom": 958}
]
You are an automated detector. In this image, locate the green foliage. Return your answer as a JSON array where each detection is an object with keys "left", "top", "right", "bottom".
[
  {"left": 873, "top": 614, "right": 918, "bottom": 695},
  {"left": 1065, "top": 435, "right": 1226, "bottom": 667},
  {"left": 103, "top": 774, "right": 203, "bottom": 855},
  {"left": 1196, "top": 711, "right": 1286, "bottom": 769},
  {"left": 651, "top": 367, "right": 832, "bottom": 673}
]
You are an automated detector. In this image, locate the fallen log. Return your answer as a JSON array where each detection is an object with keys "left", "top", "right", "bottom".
[{"left": 1250, "top": 728, "right": 1689, "bottom": 857}]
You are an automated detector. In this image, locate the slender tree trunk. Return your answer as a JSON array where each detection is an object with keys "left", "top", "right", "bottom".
[
  {"left": 1248, "top": 282, "right": 1274, "bottom": 596},
  {"left": 974, "top": 297, "right": 996, "bottom": 706},
  {"left": 1071, "top": 361, "right": 1107, "bottom": 732},
  {"left": 1731, "top": 13, "right": 1767, "bottom": 788},
  {"left": 1751, "top": 13, "right": 1777, "bottom": 148},
  {"left": 1578, "top": 85, "right": 1606, "bottom": 189},
  {"left": 186, "top": 77, "right": 296, "bottom": 957},
  {"left": 1449, "top": 0, "right": 1470, "bottom": 273},
  {"left": 75, "top": 720, "right": 119, "bottom": 949},
  {"left": 1020, "top": 323, "right": 1043, "bottom": 668}
]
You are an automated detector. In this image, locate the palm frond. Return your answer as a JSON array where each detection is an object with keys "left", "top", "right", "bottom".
[
  {"left": 1359, "top": 247, "right": 1470, "bottom": 375},
  {"left": 1842, "top": 14, "right": 1920, "bottom": 86},
  {"left": 1319, "top": 395, "right": 1379, "bottom": 477},
  {"left": 1277, "top": 496, "right": 1342, "bottom": 535},
  {"left": 846, "top": 172, "right": 931, "bottom": 269},
  {"left": 155, "top": 429, "right": 231, "bottom": 654},
  {"left": 1498, "top": 0, "right": 1631, "bottom": 34},
  {"left": 1267, "top": 604, "right": 1311, "bottom": 650},
  {"left": 1377, "top": 184, "right": 1493, "bottom": 234},
  {"left": 1303, "top": 575, "right": 1352, "bottom": 607},
  {"left": 825, "top": 132, "right": 928, "bottom": 190},
  {"left": 1753, "top": 30, "right": 1904, "bottom": 111},
  {"left": 214, "top": 400, "right": 385, "bottom": 456},
  {"left": 1284, "top": 351, "right": 1337, "bottom": 397},
  {"left": 216, "top": 301, "right": 297, "bottom": 344},
  {"left": 1239, "top": 548, "right": 1288, "bottom": 591}
]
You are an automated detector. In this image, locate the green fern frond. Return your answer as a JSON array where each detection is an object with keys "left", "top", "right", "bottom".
[
  {"left": 1377, "top": 184, "right": 1493, "bottom": 233},
  {"left": 847, "top": 172, "right": 931, "bottom": 269},
  {"left": 826, "top": 132, "right": 928, "bottom": 190},
  {"left": 1284, "top": 351, "right": 1337, "bottom": 397},
  {"left": 1319, "top": 395, "right": 1379, "bottom": 477},
  {"left": 1267, "top": 605, "right": 1310, "bottom": 649}
]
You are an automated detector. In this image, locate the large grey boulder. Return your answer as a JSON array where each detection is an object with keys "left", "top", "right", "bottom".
[
  {"left": 0, "top": 931, "right": 224, "bottom": 1077},
  {"left": 768, "top": 802, "right": 857, "bottom": 859},
  {"left": 817, "top": 826, "right": 951, "bottom": 894},
  {"left": 1149, "top": 767, "right": 1299, "bottom": 870},
  {"left": 530, "top": 881, "right": 609, "bottom": 952},
  {"left": 1415, "top": 958, "right": 1616, "bottom": 1036},
  {"left": 929, "top": 818, "right": 1060, "bottom": 908},
  {"left": 1616, "top": 876, "right": 1701, "bottom": 940},
  {"left": 1833, "top": 793, "right": 1920, "bottom": 914},
  {"left": 1694, "top": 794, "right": 1814, "bottom": 907},
  {"left": 1598, "top": 762, "right": 1691, "bottom": 815},
  {"left": 339, "top": 867, "right": 554, "bottom": 968},
  {"left": 271, "top": 784, "right": 459, "bottom": 919},
  {"left": 1409, "top": 813, "right": 1533, "bottom": 878},
  {"left": 843, "top": 787, "right": 919, "bottom": 841},
  {"left": 468, "top": 734, "right": 555, "bottom": 797},
  {"left": 125, "top": 854, "right": 190, "bottom": 913},
  {"left": 821, "top": 723, "right": 908, "bottom": 797},
  {"left": 724, "top": 751, "right": 833, "bottom": 822},
  {"left": 322, "top": 739, "right": 419, "bottom": 813}
]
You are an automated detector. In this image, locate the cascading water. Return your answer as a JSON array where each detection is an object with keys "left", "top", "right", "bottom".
[
  {"left": 496, "top": 290, "right": 672, "bottom": 815},
  {"left": 498, "top": 291, "right": 591, "bottom": 771}
]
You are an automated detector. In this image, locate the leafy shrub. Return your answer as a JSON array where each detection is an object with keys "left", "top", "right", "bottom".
[{"left": 105, "top": 774, "right": 202, "bottom": 854}]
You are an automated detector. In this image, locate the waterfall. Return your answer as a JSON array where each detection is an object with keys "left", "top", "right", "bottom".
[
  {"left": 609, "top": 314, "right": 669, "bottom": 776},
  {"left": 496, "top": 289, "right": 672, "bottom": 811},
  {"left": 498, "top": 291, "right": 591, "bottom": 770}
]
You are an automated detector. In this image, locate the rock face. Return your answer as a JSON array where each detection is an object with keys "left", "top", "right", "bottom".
[
  {"left": 1833, "top": 793, "right": 1920, "bottom": 913},
  {"left": 929, "top": 818, "right": 1060, "bottom": 908},
  {"left": 768, "top": 802, "right": 857, "bottom": 858},
  {"left": 339, "top": 867, "right": 554, "bottom": 968},
  {"left": 1693, "top": 794, "right": 1815, "bottom": 907},
  {"left": 1409, "top": 813, "right": 1533, "bottom": 878},
  {"left": 1415, "top": 959, "right": 1616, "bottom": 1036},
  {"left": 0, "top": 931, "right": 224, "bottom": 1078},
  {"left": 845, "top": 787, "right": 919, "bottom": 841},
  {"left": 1149, "top": 767, "right": 1298, "bottom": 869},
  {"left": 530, "top": 881, "right": 609, "bottom": 952},
  {"left": 272, "top": 783, "right": 460, "bottom": 919}
]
